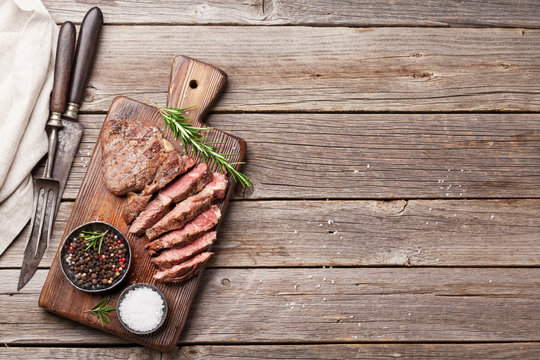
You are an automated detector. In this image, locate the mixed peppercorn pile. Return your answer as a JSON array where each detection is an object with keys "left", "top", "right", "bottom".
[{"left": 63, "top": 230, "right": 129, "bottom": 290}]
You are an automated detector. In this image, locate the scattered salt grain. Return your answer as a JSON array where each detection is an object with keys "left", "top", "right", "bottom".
[
  {"left": 408, "top": 313, "right": 411, "bottom": 316},
  {"left": 323, "top": 277, "right": 327, "bottom": 281},
  {"left": 323, "top": 245, "right": 327, "bottom": 248},
  {"left": 490, "top": 215, "right": 495, "bottom": 219},
  {"left": 315, "top": 284, "right": 320, "bottom": 288},
  {"left": 331, "top": 280, "right": 335, "bottom": 284},
  {"left": 319, "top": 224, "right": 323, "bottom": 227},
  {"left": 354, "top": 335, "right": 358, "bottom": 339},
  {"left": 293, "top": 285, "right": 297, "bottom": 290},
  {"left": 328, "top": 220, "right": 334, "bottom": 224},
  {"left": 366, "top": 164, "right": 370, "bottom": 168},
  {"left": 339, "top": 236, "right": 343, "bottom": 240},
  {"left": 290, "top": 306, "right": 295, "bottom": 310},
  {"left": 259, "top": 280, "right": 263, "bottom": 283},
  {"left": 353, "top": 169, "right": 359, "bottom": 174},
  {"left": 429, "top": 208, "right": 432, "bottom": 211},
  {"left": 294, "top": 230, "right": 298, "bottom": 234},
  {"left": 332, "top": 231, "right": 338, "bottom": 235},
  {"left": 289, "top": 240, "right": 293, "bottom": 244},
  {"left": 436, "top": 258, "right": 440, "bottom": 262},
  {"left": 358, "top": 323, "right": 361, "bottom": 327},
  {"left": 308, "top": 275, "right": 313, "bottom": 279},
  {"left": 322, "top": 298, "right": 327, "bottom": 301},
  {"left": 489, "top": 280, "right": 493, "bottom": 283},
  {"left": 336, "top": 252, "right": 341, "bottom": 255},
  {"left": 118, "top": 287, "right": 165, "bottom": 333},
  {"left": 302, "top": 304, "right": 306, "bottom": 308},
  {"left": 349, "top": 315, "right": 354, "bottom": 318}
]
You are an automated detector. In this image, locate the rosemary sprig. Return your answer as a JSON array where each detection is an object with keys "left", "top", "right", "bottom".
[
  {"left": 146, "top": 98, "right": 252, "bottom": 187},
  {"left": 84, "top": 296, "right": 115, "bottom": 327},
  {"left": 80, "top": 230, "right": 108, "bottom": 253}
]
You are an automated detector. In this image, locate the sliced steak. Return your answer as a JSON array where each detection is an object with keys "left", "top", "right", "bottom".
[
  {"left": 161, "top": 163, "right": 213, "bottom": 203},
  {"left": 153, "top": 252, "right": 213, "bottom": 283},
  {"left": 129, "top": 194, "right": 172, "bottom": 235},
  {"left": 145, "top": 173, "right": 228, "bottom": 240},
  {"left": 151, "top": 231, "right": 216, "bottom": 270},
  {"left": 123, "top": 192, "right": 152, "bottom": 224},
  {"left": 101, "top": 119, "right": 193, "bottom": 196},
  {"left": 146, "top": 205, "right": 221, "bottom": 255}
]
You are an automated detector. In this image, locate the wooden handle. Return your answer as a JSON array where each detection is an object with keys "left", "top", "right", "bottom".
[
  {"left": 50, "top": 22, "right": 76, "bottom": 114},
  {"left": 167, "top": 56, "right": 227, "bottom": 126},
  {"left": 65, "top": 7, "right": 103, "bottom": 116}
]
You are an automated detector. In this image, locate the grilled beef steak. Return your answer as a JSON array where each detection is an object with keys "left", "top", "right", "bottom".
[
  {"left": 154, "top": 252, "right": 213, "bottom": 283},
  {"left": 123, "top": 192, "right": 152, "bottom": 224},
  {"left": 151, "top": 231, "right": 216, "bottom": 270},
  {"left": 145, "top": 173, "right": 227, "bottom": 240},
  {"left": 101, "top": 118, "right": 194, "bottom": 196},
  {"left": 161, "top": 163, "right": 213, "bottom": 203},
  {"left": 146, "top": 205, "right": 221, "bottom": 255},
  {"left": 129, "top": 194, "right": 172, "bottom": 235},
  {"left": 129, "top": 163, "right": 214, "bottom": 235}
]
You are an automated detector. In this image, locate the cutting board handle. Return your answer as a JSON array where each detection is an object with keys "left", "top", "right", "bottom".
[{"left": 167, "top": 56, "right": 227, "bottom": 127}]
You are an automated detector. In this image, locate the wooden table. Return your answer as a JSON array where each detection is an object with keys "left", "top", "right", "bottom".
[{"left": 1, "top": 1, "right": 540, "bottom": 358}]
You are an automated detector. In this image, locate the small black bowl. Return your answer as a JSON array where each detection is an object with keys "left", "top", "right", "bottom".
[
  {"left": 59, "top": 221, "right": 131, "bottom": 293},
  {"left": 116, "top": 283, "right": 168, "bottom": 335}
]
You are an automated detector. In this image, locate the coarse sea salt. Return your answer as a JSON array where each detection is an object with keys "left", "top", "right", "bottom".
[{"left": 118, "top": 287, "right": 165, "bottom": 333}]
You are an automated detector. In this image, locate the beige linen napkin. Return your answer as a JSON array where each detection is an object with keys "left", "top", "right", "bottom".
[{"left": 0, "top": 0, "right": 57, "bottom": 255}]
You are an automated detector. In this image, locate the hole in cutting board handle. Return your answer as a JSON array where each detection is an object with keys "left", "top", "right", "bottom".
[{"left": 189, "top": 80, "right": 198, "bottom": 89}]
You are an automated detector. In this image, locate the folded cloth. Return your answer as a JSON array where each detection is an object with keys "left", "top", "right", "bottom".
[{"left": 0, "top": 0, "right": 57, "bottom": 256}]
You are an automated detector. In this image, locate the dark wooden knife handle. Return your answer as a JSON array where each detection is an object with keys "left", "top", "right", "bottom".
[
  {"left": 50, "top": 22, "right": 76, "bottom": 114},
  {"left": 65, "top": 7, "right": 103, "bottom": 117}
]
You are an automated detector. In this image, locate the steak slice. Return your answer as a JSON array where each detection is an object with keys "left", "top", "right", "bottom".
[
  {"left": 129, "top": 164, "right": 214, "bottom": 234},
  {"left": 101, "top": 119, "right": 193, "bottom": 196},
  {"left": 151, "top": 231, "right": 216, "bottom": 270},
  {"left": 146, "top": 205, "right": 221, "bottom": 255},
  {"left": 153, "top": 252, "right": 213, "bottom": 283},
  {"left": 161, "top": 163, "right": 213, "bottom": 203},
  {"left": 145, "top": 173, "right": 228, "bottom": 240},
  {"left": 123, "top": 192, "right": 152, "bottom": 224},
  {"left": 129, "top": 194, "right": 172, "bottom": 235}
]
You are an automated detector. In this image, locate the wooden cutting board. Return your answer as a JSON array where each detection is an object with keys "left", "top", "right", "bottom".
[{"left": 39, "top": 56, "right": 246, "bottom": 352}]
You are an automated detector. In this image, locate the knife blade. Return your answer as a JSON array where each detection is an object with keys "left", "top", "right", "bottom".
[
  {"left": 54, "top": 7, "right": 103, "bottom": 215},
  {"left": 18, "top": 21, "right": 76, "bottom": 291}
]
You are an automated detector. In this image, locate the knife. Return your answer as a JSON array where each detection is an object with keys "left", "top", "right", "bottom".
[
  {"left": 54, "top": 7, "right": 103, "bottom": 215},
  {"left": 18, "top": 21, "right": 76, "bottom": 291}
]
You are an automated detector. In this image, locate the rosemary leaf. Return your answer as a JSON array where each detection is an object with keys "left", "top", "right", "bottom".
[
  {"left": 146, "top": 98, "right": 252, "bottom": 187},
  {"left": 85, "top": 296, "right": 115, "bottom": 327}
]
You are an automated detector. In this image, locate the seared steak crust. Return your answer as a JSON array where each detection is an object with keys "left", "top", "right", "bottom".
[
  {"left": 101, "top": 118, "right": 193, "bottom": 196},
  {"left": 153, "top": 252, "right": 213, "bottom": 283}
]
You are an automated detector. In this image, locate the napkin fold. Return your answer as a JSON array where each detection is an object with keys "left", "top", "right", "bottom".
[{"left": 0, "top": 0, "right": 57, "bottom": 256}]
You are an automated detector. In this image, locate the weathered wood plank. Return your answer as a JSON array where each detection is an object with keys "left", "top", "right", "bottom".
[
  {"left": 77, "top": 26, "right": 540, "bottom": 112},
  {"left": 2, "top": 344, "right": 540, "bottom": 359},
  {"left": 0, "top": 347, "right": 159, "bottom": 359},
  {"left": 44, "top": 0, "right": 540, "bottom": 27},
  {"left": 1, "top": 199, "right": 539, "bottom": 268},
  {"left": 167, "top": 343, "right": 540, "bottom": 359},
  {"left": 2, "top": 268, "right": 540, "bottom": 344},
  {"left": 58, "top": 113, "right": 540, "bottom": 200}
]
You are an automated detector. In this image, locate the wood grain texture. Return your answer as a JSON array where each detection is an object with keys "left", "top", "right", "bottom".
[
  {"left": 38, "top": 57, "right": 245, "bottom": 352},
  {"left": 2, "top": 199, "right": 539, "bottom": 268},
  {"left": 56, "top": 113, "right": 540, "bottom": 200},
  {"left": 44, "top": 0, "right": 540, "bottom": 27},
  {"left": 4, "top": 268, "right": 540, "bottom": 343},
  {"left": 167, "top": 344, "right": 540, "bottom": 359},
  {"left": 0, "top": 347, "right": 159, "bottom": 359},
  {"left": 2, "top": 344, "right": 540, "bottom": 359},
  {"left": 75, "top": 26, "right": 540, "bottom": 112}
]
